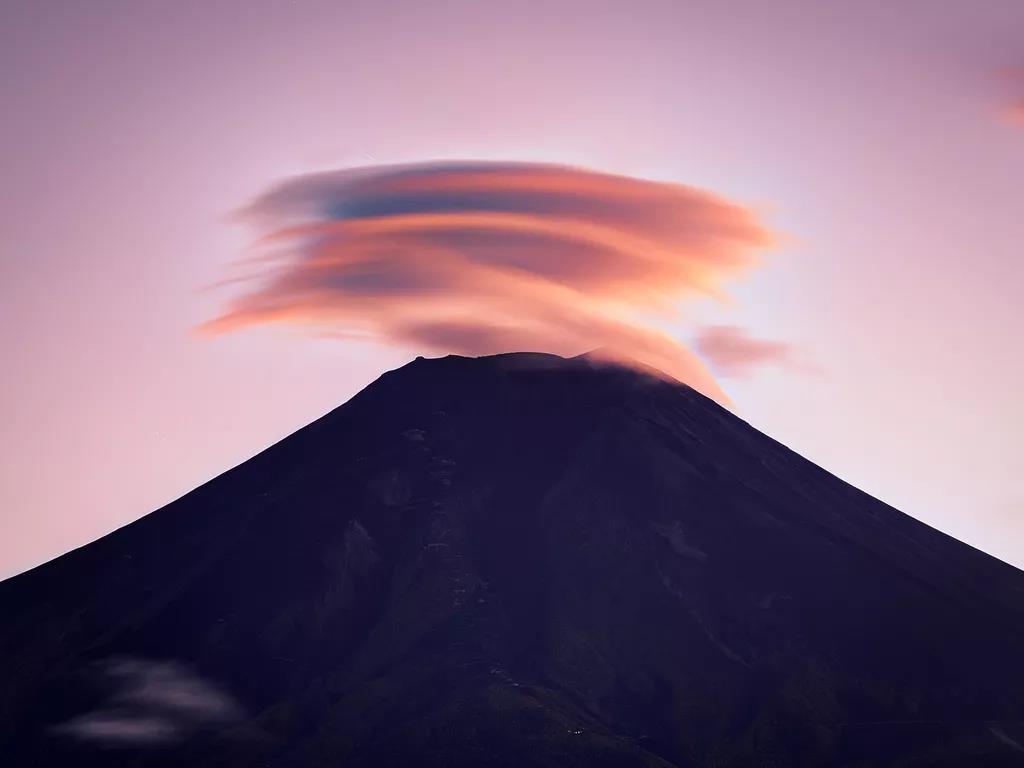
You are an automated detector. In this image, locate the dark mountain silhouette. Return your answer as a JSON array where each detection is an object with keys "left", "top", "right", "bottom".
[{"left": 2, "top": 351, "right": 1023, "bottom": 767}]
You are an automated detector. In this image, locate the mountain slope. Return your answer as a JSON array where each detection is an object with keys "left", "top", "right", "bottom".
[{"left": 2, "top": 351, "right": 1023, "bottom": 767}]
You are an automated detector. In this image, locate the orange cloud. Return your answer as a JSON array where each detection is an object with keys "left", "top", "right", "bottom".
[
  {"left": 203, "top": 162, "right": 777, "bottom": 402},
  {"left": 694, "top": 325, "right": 805, "bottom": 379},
  {"left": 997, "top": 68, "right": 1024, "bottom": 126}
]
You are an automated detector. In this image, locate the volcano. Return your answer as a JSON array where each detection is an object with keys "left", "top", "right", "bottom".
[{"left": 2, "top": 352, "right": 1023, "bottom": 767}]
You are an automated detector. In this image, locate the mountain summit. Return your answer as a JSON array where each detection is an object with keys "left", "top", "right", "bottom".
[{"left": 2, "top": 352, "right": 1023, "bottom": 766}]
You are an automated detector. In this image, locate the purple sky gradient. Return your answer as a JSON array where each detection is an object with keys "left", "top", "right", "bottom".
[{"left": 1, "top": 0, "right": 1022, "bottom": 578}]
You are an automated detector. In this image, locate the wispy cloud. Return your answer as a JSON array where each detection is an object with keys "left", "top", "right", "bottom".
[
  {"left": 53, "top": 657, "right": 243, "bottom": 747},
  {"left": 202, "top": 161, "right": 777, "bottom": 401},
  {"left": 695, "top": 325, "right": 809, "bottom": 378}
]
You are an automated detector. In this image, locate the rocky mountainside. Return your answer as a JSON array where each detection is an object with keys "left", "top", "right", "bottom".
[{"left": 2, "top": 352, "right": 1023, "bottom": 767}]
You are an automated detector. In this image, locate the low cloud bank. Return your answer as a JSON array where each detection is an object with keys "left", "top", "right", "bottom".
[{"left": 54, "top": 657, "right": 242, "bottom": 747}]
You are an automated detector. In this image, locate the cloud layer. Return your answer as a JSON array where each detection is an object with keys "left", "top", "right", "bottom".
[{"left": 203, "top": 162, "right": 776, "bottom": 400}]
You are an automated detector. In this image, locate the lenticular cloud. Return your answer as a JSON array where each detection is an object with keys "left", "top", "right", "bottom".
[{"left": 202, "top": 161, "right": 776, "bottom": 401}]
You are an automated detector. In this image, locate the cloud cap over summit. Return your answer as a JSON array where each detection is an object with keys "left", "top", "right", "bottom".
[{"left": 203, "top": 161, "right": 776, "bottom": 401}]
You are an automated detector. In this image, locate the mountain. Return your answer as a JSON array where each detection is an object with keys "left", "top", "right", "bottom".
[{"left": 2, "top": 351, "right": 1023, "bottom": 767}]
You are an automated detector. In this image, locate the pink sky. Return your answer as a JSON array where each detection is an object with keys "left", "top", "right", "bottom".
[{"left": 1, "top": 0, "right": 1022, "bottom": 578}]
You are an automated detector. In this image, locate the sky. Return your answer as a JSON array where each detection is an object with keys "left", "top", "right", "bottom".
[{"left": 1, "top": 0, "right": 1022, "bottom": 579}]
